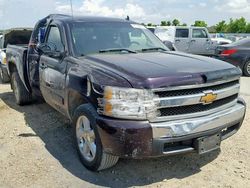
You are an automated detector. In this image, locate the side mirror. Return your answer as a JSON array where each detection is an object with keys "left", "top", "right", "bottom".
[{"left": 37, "top": 43, "right": 64, "bottom": 59}]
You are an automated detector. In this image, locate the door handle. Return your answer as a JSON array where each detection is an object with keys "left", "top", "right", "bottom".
[
  {"left": 175, "top": 39, "right": 180, "bottom": 42},
  {"left": 191, "top": 39, "right": 196, "bottom": 42},
  {"left": 45, "top": 81, "right": 54, "bottom": 87}
]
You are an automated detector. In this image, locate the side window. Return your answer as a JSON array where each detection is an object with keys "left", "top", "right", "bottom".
[
  {"left": 192, "top": 29, "right": 208, "bottom": 38},
  {"left": 0, "top": 37, "right": 3, "bottom": 48},
  {"left": 46, "top": 26, "right": 64, "bottom": 52},
  {"left": 175, "top": 29, "right": 189, "bottom": 38}
]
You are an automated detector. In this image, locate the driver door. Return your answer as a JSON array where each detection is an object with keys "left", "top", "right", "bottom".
[{"left": 39, "top": 25, "right": 67, "bottom": 114}]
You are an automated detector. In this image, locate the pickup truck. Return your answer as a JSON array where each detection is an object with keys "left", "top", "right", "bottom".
[
  {"left": 154, "top": 26, "right": 216, "bottom": 56},
  {"left": 0, "top": 28, "right": 32, "bottom": 82},
  {"left": 6, "top": 14, "right": 246, "bottom": 171}
]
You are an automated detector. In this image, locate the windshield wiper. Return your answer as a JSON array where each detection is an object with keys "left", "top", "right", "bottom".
[
  {"left": 141, "top": 47, "right": 167, "bottom": 52},
  {"left": 99, "top": 48, "right": 137, "bottom": 54}
]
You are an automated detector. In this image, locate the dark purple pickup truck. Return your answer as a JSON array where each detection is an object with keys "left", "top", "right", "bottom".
[{"left": 6, "top": 14, "right": 246, "bottom": 171}]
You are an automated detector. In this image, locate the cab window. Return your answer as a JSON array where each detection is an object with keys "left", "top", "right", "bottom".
[
  {"left": 175, "top": 29, "right": 189, "bottom": 38},
  {"left": 192, "top": 29, "right": 208, "bottom": 38},
  {"left": 46, "top": 26, "right": 64, "bottom": 52}
]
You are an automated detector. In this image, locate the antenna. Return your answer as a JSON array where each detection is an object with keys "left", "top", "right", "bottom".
[{"left": 69, "top": 0, "right": 74, "bottom": 18}]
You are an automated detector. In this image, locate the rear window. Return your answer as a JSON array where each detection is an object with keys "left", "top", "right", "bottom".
[{"left": 175, "top": 29, "right": 189, "bottom": 38}]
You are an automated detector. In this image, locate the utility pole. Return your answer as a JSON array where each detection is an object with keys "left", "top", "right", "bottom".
[{"left": 70, "top": 0, "right": 74, "bottom": 18}]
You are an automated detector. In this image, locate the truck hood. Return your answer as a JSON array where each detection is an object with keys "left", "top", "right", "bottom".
[{"left": 82, "top": 51, "right": 241, "bottom": 89}]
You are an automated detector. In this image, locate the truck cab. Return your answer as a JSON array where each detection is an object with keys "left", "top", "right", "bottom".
[{"left": 154, "top": 26, "right": 216, "bottom": 55}]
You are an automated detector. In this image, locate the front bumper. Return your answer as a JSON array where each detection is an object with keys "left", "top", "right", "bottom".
[{"left": 96, "top": 98, "right": 246, "bottom": 158}]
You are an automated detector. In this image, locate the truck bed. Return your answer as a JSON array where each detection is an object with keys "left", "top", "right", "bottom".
[{"left": 6, "top": 44, "right": 30, "bottom": 91}]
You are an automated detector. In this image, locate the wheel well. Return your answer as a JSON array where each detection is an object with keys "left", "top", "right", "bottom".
[
  {"left": 68, "top": 90, "right": 87, "bottom": 119},
  {"left": 8, "top": 62, "right": 17, "bottom": 75},
  {"left": 8, "top": 62, "right": 17, "bottom": 89}
]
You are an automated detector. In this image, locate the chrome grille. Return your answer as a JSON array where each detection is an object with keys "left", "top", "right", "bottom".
[
  {"left": 159, "top": 94, "right": 238, "bottom": 116},
  {"left": 155, "top": 80, "right": 239, "bottom": 98},
  {"left": 152, "top": 78, "right": 240, "bottom": 122}
]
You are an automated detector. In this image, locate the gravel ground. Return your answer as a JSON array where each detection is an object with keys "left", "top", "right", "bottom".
[{"left": 0, "top": 77, "right": 249, "bottom": 188}]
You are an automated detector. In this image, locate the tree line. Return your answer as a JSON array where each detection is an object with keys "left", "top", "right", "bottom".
[{"left": 144, "top": 17, "right": 250, "bottom": 33}]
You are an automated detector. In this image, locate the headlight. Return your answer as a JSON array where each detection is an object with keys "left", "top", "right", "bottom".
[{"left": 98, "top": 86, "right": 159, "bottom": 120}]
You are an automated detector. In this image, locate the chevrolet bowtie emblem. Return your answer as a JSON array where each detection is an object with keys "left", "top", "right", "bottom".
[{"left": 200, "top": 91, "right": 217, "bottom": 104}]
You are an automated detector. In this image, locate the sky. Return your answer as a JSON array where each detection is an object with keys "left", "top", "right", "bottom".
[{"left": 0, "top": 0, "right": 250, "bottom": 29}]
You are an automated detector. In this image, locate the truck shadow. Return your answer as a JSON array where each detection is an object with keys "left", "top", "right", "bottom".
[{"left": 0, "top": 91, "right": 220, "bottom": 187}]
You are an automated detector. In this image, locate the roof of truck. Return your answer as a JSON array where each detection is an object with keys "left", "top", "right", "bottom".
[{"left": 47, "top": 14, "right": 136, "bottom": 23}]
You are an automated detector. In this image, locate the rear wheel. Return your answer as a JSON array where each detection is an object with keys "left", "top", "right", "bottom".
[
  {"left": 243, "top": 60, "right": 250, "bottom": 77},
  {"left": 0, "top": 67, "right": 10, "bottom": 83},
  {"left": 12, "top": 72, "right": 32, "bottom": 105},
  {"left": 73, "top": 104, "right": 119, "bottom": 171}
]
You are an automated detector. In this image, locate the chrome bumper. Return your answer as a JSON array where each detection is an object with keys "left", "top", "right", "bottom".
[{"left": 151, "top": 99, "right": 246, "bottom": 139}]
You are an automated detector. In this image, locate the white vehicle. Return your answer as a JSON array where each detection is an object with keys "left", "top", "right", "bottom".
[
  {"left": 154, "top": 26, "right": 216, "bottom": 56},
  {"left": 210, "top": 33, "right": 232, "bottom": 45},
  {"left": 0, "top": 35, "right": 9, "bottom": 82}
]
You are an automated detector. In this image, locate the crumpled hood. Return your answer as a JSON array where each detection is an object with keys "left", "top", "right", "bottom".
[{"left": 82, "top": 51, "right": 241, "bottom": 89}]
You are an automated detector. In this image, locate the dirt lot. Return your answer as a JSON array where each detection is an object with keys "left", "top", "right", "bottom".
[{"left": 0, "top": 78, "right": 249, "bottom": 188}]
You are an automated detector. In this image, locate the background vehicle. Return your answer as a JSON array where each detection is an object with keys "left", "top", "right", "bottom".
[
  {"left": 154, "top": 26, "right": 216, "bottom": 55},
  {"left": 215, "top": 38, "right": 250, "bottom": 76},
  {"left": 210, "top": 33, "right": 232, "bottom": 45},
  {"left": 6, "top": 14, "right": 246, "bottom": 171},
  {"left": 0, "top": 28, "right": 32, "bottom": 82},
  {"left": 146, "top": 26, "right": 156, "bottom": 33}
]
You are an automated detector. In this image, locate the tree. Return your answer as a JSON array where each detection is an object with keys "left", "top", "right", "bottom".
[
  {"left": 160, "top": 21, "right": 167, "bottom": 26},
  {"left": 167, "top": 21, "right": 171, "bottom": 26},
  {"left": 172, "top": 19, "right": 180, "bottom": 26},
  {"left": 181, "top": 23, "right": 187, "bottom": 26},
  {"left": 227, "top": 17, "right": 247, "bottom": 33},
  {"left": 193, "top": 20, "right": 207, "bottom": 27},
  {"left": 147, "top": 23, "right": 153, "bottom": 26},
  {"left": 246, "top": 23, "right": 250, "bottom": 33},
  {"left": 215, "top": 20, "right": 228, "bottom": 33}
]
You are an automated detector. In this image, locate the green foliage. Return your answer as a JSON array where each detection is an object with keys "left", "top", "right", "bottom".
[
  {"left": 160, "top": 21, "right": 167, "bottom": 26},
  {"left": 214, "top": 17, "right": 249, "bottom": 33},
  {"left": 193, "top": 20, "right": 207, "bottom": 27},
  {"left": 172, "top": 19, "right": 180, "bottom": 26},
  {"left": 147, "top": 17, "right": 250, "bottom": 33},
  {"left": 215, "top": 20, "right": 227, "bottom": 33},
  {"left": 160, "top": 21, "right": 171, "bottom": 26},
  {"left": 227, "top": 17, "right": 247, "bottom": 33}
]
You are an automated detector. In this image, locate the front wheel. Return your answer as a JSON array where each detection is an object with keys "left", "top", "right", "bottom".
[
  {"left": 243, "top": 60, "right": 250, "bottom": 77},
  {"left": 73, "top": 104, "right": 119, "bottom": 171}
]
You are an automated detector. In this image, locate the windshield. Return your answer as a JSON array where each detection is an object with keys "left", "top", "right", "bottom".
[{"left": 70, "top": 22, "right": 168, "bottom": 56}]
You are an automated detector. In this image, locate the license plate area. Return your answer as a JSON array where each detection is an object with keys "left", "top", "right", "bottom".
[{"left": 195, "top": 133, "right": 221, "bottom": 154}]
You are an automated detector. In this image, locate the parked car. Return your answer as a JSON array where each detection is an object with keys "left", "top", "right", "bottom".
[
  {"left": 215, "top": 38, "right": 250, "bottom": 76},
  {"left": 210, "top": 33, "right": 232, "bottom": 45},
  {"left": 6, "top": 14, "right": 246, "bottom": 171},
  {"left": 146, "top": 26, "right": 156, "bottom": 33},
  {"left": 154, "top": 26, "right": 216, "bottom": 55},
  {"left": 0, "top": 28, "right": 32, "bottom": 83}
]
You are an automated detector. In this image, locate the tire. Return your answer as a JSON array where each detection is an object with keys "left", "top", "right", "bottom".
[
  {"left": 73, "top": 104, "right": 119, "bottom": 171},
  {"left": 243, "top": 60, "right": 250, "bottom": 77},
  {"left": 11, "top": 72, "right": 32, "bottom": 105},
  {"left": 0, "top": 67, "right": 10, "bottom": 83}
]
